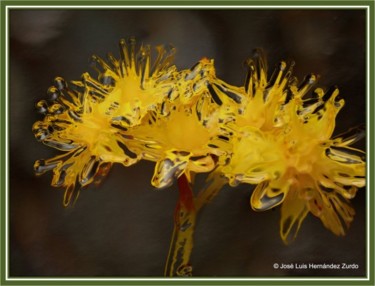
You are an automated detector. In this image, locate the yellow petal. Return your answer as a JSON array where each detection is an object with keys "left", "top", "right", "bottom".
[
  {"left": 250, "top": 176, "right": 290, "bottom": 211},
  {"left": 152, "top": 154, "right": 189, "bottom": 189},
  {"left": 280, "top": 187, "right": 309, "bottom": 244}
]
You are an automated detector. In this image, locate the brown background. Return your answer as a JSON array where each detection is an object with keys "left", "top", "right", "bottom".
[{"left": 9, "top": 9, "right": 366, "bottom": 277}]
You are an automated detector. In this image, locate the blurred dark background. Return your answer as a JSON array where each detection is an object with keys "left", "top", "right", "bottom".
[{"left": 9, "top": 9, "right": 366, "bottom": 277}]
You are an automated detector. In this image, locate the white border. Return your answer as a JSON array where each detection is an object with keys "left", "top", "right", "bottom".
[{"left": 4, "top": 4, "right": 371, "bottom": 283}]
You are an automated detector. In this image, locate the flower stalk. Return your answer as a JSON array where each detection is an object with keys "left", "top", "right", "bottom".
[{"left": 165, "top": 173, "right": 196, "bottom": 277}]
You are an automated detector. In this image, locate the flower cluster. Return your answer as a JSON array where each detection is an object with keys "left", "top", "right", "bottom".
[{"left": 33, "top": 38, "right": 365, "bottom": 243}]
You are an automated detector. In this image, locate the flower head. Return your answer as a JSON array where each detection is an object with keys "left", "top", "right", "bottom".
[
  {"left": 33, "top": 38, "right": 178, "bottom": 206},
  {"left": 33, "top": 76, "right": 139, "bottom": 206},
  {"left": 86, "top": 37, "right": 177, "bottom": 128},
  {"left": 209, "top": 50, "right": 366, "bottom": 243},
  {"left": 125, "top": 59, "right": 231, "bottom": 188}
]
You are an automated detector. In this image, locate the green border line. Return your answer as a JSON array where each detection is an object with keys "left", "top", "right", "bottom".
[
  {"left": 369, "top": 0, "right": 375, "bottom": 285},
  {"left": 0, "top": 0, "right": 374, "bottom": 7},
  {"left": 1, "top": 0, "right": 374, "bottom": 285},
  {"left": 1, "top": 1, "right": 6, "bottom": 286},
  {"left": 1, "top": 1, "right": 4, "bottom": 286}
]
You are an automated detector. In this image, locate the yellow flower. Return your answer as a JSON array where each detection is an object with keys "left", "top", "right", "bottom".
[
  {"left": 275, "top": 124, "right": 365, "bottom": 243},
  {"left": 33, "top": 38, "right": 178, "bottom": 206},
  {"left": 33, "top": 77, "right": 139, "bottom": 206},
  {"left": 125, "top": 59, "right": 231, "bottom": 188},
  {"left": 33, "top": 39, "right": 366, "bottom": 246},
  {"left": 210, "top": 50, "right": 365, "bottom": 243},
  {"left": 85, "top": 37, "right": 177, "bottom": 128}
]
